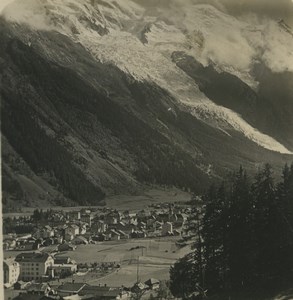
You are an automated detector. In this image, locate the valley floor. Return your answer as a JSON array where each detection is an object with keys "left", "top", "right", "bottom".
[
  {"left": 4, "top": 237, "right": 191, "bottom": 300},
  {"left": 3, "top": 187, "right": 192, "bottom": 218}
]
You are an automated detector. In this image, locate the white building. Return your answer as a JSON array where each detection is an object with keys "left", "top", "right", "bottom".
[
  {"left": 15, "top": 252, "right": 54, "bottom": 281},
  {"left": 65, "top": 225, "right": 80, "bottom": 237},
  {"left": 3, "top": 258, "right": 20, "bottom": 287}
]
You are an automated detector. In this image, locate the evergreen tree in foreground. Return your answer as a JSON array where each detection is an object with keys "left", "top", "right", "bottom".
[{"left": 170, "top": 163, "right": 293, "bottom": 299}]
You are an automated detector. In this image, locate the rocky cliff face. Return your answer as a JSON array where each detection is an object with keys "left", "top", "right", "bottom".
[{"left": 1, "top": 0, "right": 292, "bottom": 210}]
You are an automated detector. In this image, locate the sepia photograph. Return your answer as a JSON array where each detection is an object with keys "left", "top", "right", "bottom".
[{"left": 1, "top": 0, "right": 293, "bottom": 299}]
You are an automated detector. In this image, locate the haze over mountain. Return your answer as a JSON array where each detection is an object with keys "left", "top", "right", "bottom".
[{"left": 1, "top": 0, "right": 292, "bottom": 211}]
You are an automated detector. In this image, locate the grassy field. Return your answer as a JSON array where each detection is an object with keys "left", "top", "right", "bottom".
[
  {"left": 105, "top": 188, "right": 191, "bottom": 211},
  {"left": 3, "top": 187, "right": 191, "bottom": 218},
  {"left": 54, "top": 237, "right": 191, "bottom": 287},
  {"left": 56, "top": 238, "right": 188, "bottom": 263},
  {"left": 5, "top": 238, "right": 191, "bottom": 288}
]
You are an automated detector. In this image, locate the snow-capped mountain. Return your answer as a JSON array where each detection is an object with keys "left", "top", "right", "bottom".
[{"left": 1, "top": 0, "right": 292, "bottom": 208}]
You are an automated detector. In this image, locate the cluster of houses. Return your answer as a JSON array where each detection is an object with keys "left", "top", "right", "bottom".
[
  {"left": 3, "top": 204, "right": 189, "bottom": 299},
  {"left": 4, "top": 251, "right": 161, "bottom": 300},
  {"left": 3, "top": 205, "right": 187, "bottom": 252},
  {"left": 6, "top": 278, "right": 161, "bottom": 300},
  {"left": 6, "top": 281, "right": 161, "bottom": 300},
  {"left": 9, "top": 282, "right": 131, "bottom": 300}
]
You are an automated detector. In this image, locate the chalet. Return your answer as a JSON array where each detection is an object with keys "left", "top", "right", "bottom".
[
  {"left": 79, "top": 224, "right": 87, "bottom": 235},
  {"left": 110, "top": 230, "right": 121, "bottom": 241},
  {"left": 174, "top": 214, "right": 185, "bottom": 228},
  {"left": 105, "top": 215, "right": 118, "bottom": 225},
  {"left": 122, "top": 214, "right": 138, "bottom": 226},
  {"left": 138, "top": 222, "right": 146, "bottom": 230},
  {"left": 146, "top": 216, "right": 156, "bottom": 228},
  {"left": 65, "top": 233, "right": 74, "bottom": 241},
  {"left": 52, "top": 263, "right": 77, "bottom": 277},
  {"left": 107, "top": 221, "right": 133, "bottom": 233},
  {"left": 26, "top": 283, "right": 52, "bottom": 296},
  {"left": 65, "top": 225, "right": 80, "bottom": 237},
  {"left": 14, "top": 280, "right": 31, "bottom": 290},
  {"left": 16, "top": 236, "right": 37, "bottom": 249},
  {"left": 17, "top": 234, "right": 33, "bottom": 241},
  {"left": 56, "top": 282, "right": 87, "bottom": 297},
  {"left": 137, "top": 210, "right": 150, "bottom": 219},
  {"left": 54, "top": 235, "right": 63, "bottom": 244},
  {"left": 80, "top": 285, "right": 129, "bottom": 299},
  {"left": 71, "top": 236, "right": 88, "bottom": 245},
  {"left": 43, "top": 238, "right": 55, "bottom": 247},
  {"left": 144, "top": 278, "right": 160, "bottom": 290},
  {"left": 169, "top": 214, "right": 178, "bottom": 223},
  {"left": 80, "top": 214, "right": 93, "bottom": 226},
  {"left": 92, "top": 233, "right": 108, "bottom": 242},
  {"left": 105, "top": 211, "right": 121, "bottom": 225},
  {"left": 108, "top": 223, "right": 136, "bottom": 236},
  {"left": 54, "top": 256, "right": 73, "bottom": 265},
  {"left": 44, "top": 226, "right": 54, "bottom": 237},
  {"left": 3, "top": 237, "right": 17, "bottom": 250},
  {"left": 80, "top": 208, "right": 91, "bottom": 215},
  {"left": 122, "top": 210, "right": 130, "bottom": 218},
  {"left": 91, "top": 220, "right": 108, "bottom": 233},
  {"left": 58, "top": 243, "right": 76, "bottom": 252},
  {"left": 40, "top": 244, "right": 59, "bottom": 254},
  {"left": 131, "top": 231, "right": 146, "bottom": 239},
  {"left": 49, "top": 212, "right": 66, "bottom": 225},
  {"left": 131, "top": 282, "right": 149, "bottom": 294},
  {"left": 33, "top": 226, "right": 54, "bottom": 239},
  {"left": 153, "top": 221, "right": 163, "bottom": 231},
  {"left": 51, "top": 256, "right": 77, "bottom": 277},
  {"left": 117, "top": 230, "right": 129, "bottom": 239},
  {"left": 173, "top": 229, "right": 181, "bottom": 236},
  {"left": 161, "top": 222, "right": 173, "bottom": 236},
  {"left": 67, "top": 211, "right": 81, "bottom": 221}
]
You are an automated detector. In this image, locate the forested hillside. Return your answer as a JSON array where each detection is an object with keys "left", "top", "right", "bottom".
[{"left": 170, "top": 163, "right": 293, "bottom": 300}]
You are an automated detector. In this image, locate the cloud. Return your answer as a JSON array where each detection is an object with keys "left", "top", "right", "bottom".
[
  {"left": 220, "top": 0, "right": 293, "bottom": 24},
  {"left": 196, "top": 0, "right": 293, "bottom": 26},
  {"left": 135, "top": 0, "right": 293, "bottom": 26},
  {"left": 139, "top": 0, "right": 293, "bottom": 74},
  {"left": 2, "top": 0, "right": 53, "bottom": 30},
  {"left": 0, "top": 0, "right": 14, "bottom": 13}
]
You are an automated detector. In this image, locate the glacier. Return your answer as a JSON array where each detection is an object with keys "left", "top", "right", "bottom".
[{"left": 2, "top": 0, "right": 293, "bottom": 155}]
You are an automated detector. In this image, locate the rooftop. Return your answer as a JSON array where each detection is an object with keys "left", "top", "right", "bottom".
[
  {"left": 15, "top": 252, "right": 51, "bottom": 263},
  {"left": 57, "top": 283, "right": 86, "bottom": 293},
  {"left": 3, "top": 258, "right": 19, "bottom": 267},
  {"left": 145, "top": 278, "right": 160, "bottom": 285},
  {"left": 80, "top": 286, "right": 121, "bottom": 297},
  {"left": 27, "top": 283, "right": 51, "bottom": 292}
]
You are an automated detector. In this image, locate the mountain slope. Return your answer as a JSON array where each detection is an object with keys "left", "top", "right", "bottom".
[
  {"left": 1, "top": 0, "right": 292, "bottom": 210},
  {"left": 172, "top": 51, "right": 293, "bottom": 150}
]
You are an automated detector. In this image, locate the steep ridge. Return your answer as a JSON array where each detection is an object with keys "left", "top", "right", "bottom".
[
  {"left": 1, "top": 20, "right": 211, "bottom": 209},
  {"left": 172, "top": 51, "right": 293, "bottom": 150}
]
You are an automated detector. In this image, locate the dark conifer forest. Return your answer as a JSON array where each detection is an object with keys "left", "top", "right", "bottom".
[{"left": 170, "top": 163, "right": 293, "bottom": 300}]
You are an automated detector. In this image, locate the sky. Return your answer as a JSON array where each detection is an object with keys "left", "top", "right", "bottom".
[
  {"left": 1, "top": 0, "right": 292, "bottom": 25},
  {"left": 218, "top": 0, "right": 293, "bottom": 26},
  {"left": 134, "top": 0, "right": 293, "bottom": 26}
]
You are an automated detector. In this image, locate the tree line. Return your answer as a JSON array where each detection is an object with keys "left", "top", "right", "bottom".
[{"left": 170, "top": 163, "right": 293, "bottom": 299}]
